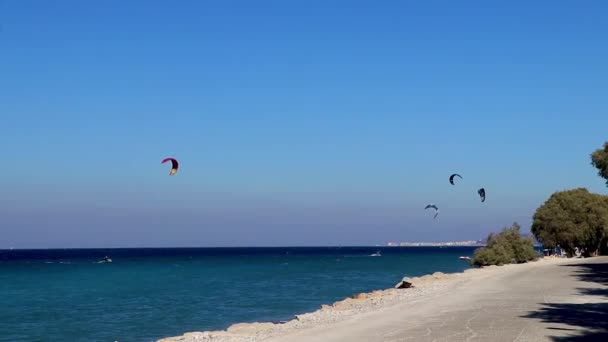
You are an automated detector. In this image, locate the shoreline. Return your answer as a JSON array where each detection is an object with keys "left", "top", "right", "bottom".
[{"left": 158, "top": 256, "right": 578, "bottom": 342}]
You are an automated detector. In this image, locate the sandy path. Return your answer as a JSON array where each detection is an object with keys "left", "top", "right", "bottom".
[{"left": 159, "top": 256, "right": 608, "bottom": 342}]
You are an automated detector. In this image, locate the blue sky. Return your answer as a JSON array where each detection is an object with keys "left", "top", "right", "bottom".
[{"left": 1, "top": 0, "right": 607, "bottom": 248}]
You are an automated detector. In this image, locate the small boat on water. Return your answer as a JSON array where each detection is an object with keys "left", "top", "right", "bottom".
[
  {"left": 459, "top": 256, "right": 471, "bottom": 260},
  {"left": 370, "top": 251, "right": 382, "bottom": 257},
  {"left": 98, "top": 256, "right": 112, "bottom": 263}
]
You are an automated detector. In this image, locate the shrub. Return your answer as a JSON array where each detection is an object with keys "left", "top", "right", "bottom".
[{"left": 471, "top": 222, "right": 537, "bottom": 266}]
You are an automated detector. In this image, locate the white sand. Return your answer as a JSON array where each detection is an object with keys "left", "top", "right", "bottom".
[{"left": 158, "top": 256, "right": 608, "bottom": 342}]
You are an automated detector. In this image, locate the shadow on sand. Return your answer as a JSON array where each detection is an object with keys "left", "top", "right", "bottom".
[{"left": 522, "top": 261, "right": 608, "bottom": 341}]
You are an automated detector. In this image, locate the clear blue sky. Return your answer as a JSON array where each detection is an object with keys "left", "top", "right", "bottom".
[{"left": 1, "top": 0, "right": 607, "bottom": 248}]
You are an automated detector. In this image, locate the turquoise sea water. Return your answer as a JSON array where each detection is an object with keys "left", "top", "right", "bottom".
[{"left": 0, "top": 247, "right": 480, "bottom": 342}]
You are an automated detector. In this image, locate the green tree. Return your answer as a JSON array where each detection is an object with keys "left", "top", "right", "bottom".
[
  {"left": 591, "top": 141, "right": 608, "bottom": 187},
  {"left": 471, "top": 222, "right": 537, "bottom": 266},
  {"left": 531, "top": 188, "right": 608, "bottom": 256}
]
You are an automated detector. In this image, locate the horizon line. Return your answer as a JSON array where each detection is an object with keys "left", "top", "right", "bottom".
[{"left": 1, "top": 244, "right": 494, "bottom": 250}]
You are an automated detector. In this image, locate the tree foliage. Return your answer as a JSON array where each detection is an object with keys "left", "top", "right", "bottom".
[
  {"left": 591, "top": 141, "right": 608, "bottom": 187},
  {"left": 531, "top": 188, "right": 608, "bottom": 256},
  {"left": 471, "top": 222, "right": 537, "bottom": 266}
]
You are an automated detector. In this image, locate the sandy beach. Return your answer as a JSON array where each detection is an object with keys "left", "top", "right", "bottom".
[{"left": 158, "top": 256, "right": 608, "bottom": 342}]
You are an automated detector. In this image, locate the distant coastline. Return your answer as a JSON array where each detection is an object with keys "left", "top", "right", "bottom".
[
  {"left": 386, "top": 240, "right": 485, "bottom": 247},
  {"left": 387, "top": 234, "right": 542, "bottom": 247}
]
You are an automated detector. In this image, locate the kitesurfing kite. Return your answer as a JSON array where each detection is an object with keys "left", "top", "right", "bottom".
[
  {"left": 449, "top": 173, "right": 462, "bottom": 185},
  {"left": 425, "top": 204, "right": 439, "bottom": 219},
  {"left": 478, "top": 188, "right": 486, "bottom": 202},
  {"left": 161, "top": 157, "right": 179, "bottom": 176}
]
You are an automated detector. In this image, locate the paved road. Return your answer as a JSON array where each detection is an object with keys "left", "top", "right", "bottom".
[{"left": 265, "top": 257, "right": 608, "bottom": 342}]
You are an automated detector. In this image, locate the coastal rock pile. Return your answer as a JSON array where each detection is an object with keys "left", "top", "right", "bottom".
[
  {"left": 394, "top": 279, "right": 413, "bottom": 289},
  {"left": 227, "top": 323, "right": 276, "bottom": 335},
  {"left": 157, "top": 331, "right": 256, "bottom": 342},
  {"left": 432, "top": 272, "right": 446, "bottom": 278},
  {"left": 351, "top": 292, "right": 369, "bottom": 299}
]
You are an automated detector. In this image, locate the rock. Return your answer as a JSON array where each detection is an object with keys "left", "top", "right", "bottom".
[
  {"left": 351, "top": 292, "right": 369, "bottom": 299},
  {"left": 371, "top": 289, "right": 386, "bottom": 296},
  {"left": 395, "top": 277, "right": 414, "bottom": 289},
  {"left": 295, "top": 312, "right": 318, "bottom": 321},
  {"left": 432, "top": 272, "right": 445, "bottom": 279},
  {"left": 160, "top": 332, "right": 215, "bottom": 341},
  {"left": 227, "top": 322, "right": 275, "bottom": 335},
  {"left": 330, "top": 298, "right": 356, "bottom": 310}
]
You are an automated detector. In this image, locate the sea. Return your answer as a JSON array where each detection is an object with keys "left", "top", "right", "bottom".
[{"left": 0, "top": 246, "right": 482, "bottom": 342}]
